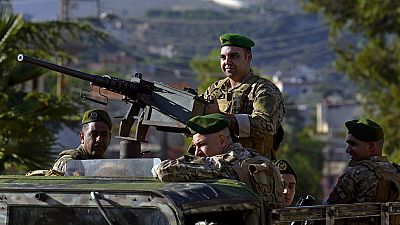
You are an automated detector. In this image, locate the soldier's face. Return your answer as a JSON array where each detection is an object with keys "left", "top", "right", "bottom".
[
  {"left": 345, "top": 134, "right": 373, "bottom": 161},
  {"left": 80, "top": 121, "right": 111, "bottom": 157},
  {"left": 282, "top": 174, "right": 296, "bottom": 207},
  {"left": 220, "top": 46, "right": 252, "bottom": 81},
  {"left": 192, "top": 133, "right": 225, "bottom": 157}
]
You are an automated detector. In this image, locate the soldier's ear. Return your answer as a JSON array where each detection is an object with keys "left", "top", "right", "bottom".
[
  {"left": 217, "top": 134, "right": 228, "bottom": 148},
  {"left": 79, "top": 132, "right": 85, "bottom": 144},
  {"left": 245, "top": 51, "right": 252, "bottom": 62},
  {"left": 370, "top": 142, "right": 379, "bottom": 154}
]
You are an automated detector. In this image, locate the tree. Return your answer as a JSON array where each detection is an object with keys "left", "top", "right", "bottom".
[
  {"left": 304, "top": 0, "right": 400, "bottom": 160},
  {"left": 279, "top": 124, "right": 324, "bottom": 201},
  {"left": 189, "top": 49, "right": 222, "bottom": 94},
  {"left": 0, "top": 9, "right": 105, "bottom": 173}
]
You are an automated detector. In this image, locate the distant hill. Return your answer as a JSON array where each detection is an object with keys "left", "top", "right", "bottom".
[
  {"left": 12, "top": 0, "right": 299, "bottom": 21},
  {"left": 13, "top": 0, "right": 356, "bottom": 103},
  {"left": 100, "top": 0, "right": 300, "bottom": 17}
]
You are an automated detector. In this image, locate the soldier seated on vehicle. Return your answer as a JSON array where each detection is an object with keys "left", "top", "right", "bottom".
[
  {"left": 275, "top": 159, "right": 297, "bottom": 207},
  {"left": 46, "top": 109, "right": 112, "bottom": 176},
  {"left": 327, "top": 119, "right": 400, "bottom": 224},
  {"left": 154, "top": 113, "right": 284, "bottom": 209}
]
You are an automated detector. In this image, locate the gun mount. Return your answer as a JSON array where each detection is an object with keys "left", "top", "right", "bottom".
[{"left": 17, "top": 54, "right": 208, "bottom": 158}]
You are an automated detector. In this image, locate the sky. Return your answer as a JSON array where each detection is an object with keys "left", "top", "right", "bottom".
[
  {"left": 11, "top": 0, "right": 247, "bottom": 21},
  {"left": 12, "top": 0, "right": 59, "bottom": 21}
]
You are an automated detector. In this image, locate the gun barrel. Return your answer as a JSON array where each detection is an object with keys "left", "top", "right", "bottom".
[
  {"left": 17, "top": 54, "right": 97, "bottom": 82},
  {"left": 17, "top": 54, "right": 143, "bottom": 98}
]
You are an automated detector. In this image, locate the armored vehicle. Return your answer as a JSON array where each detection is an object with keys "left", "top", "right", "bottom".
[
  {"left": 9, "top": 55, "right": 400, "bottom": 225},
  {"left": 0, "top": 175, "right": 262, "bottom": 225},
  {"left": 1, "top": 168, "right": 400, "bottom": 225}
]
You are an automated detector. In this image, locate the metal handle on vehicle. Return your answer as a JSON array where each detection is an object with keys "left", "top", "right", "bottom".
[{"left": 90, "top": 191, "right": 115, "bottom": 225}]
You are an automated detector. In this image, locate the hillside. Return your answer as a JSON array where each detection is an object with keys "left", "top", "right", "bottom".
[{"left": 12, "top": 0, "right": 356, "bottom": 104}]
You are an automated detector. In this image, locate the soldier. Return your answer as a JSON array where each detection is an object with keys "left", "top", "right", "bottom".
[
  {"left": 203, "top": 33, "right": 285, "bottom": 160},
  {"left": 327, "top": 119, "right": 400, "bottom": 224},
  {"left": 154, "top": 113, "right": 284, "bottom": 209},
  {"left": 47, "top": 109, "right": 112, "bottom": 175},
  {"left": 276, "top": 159, "right": 297, "bottom": 207}
]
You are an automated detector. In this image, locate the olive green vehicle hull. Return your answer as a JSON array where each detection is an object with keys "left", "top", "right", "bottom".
[
  {"left": 1, "top": 176, "right": 400, "bottom": 225},
  {"left": 0, "top": 176, "right": 263, "bottom": 225}
]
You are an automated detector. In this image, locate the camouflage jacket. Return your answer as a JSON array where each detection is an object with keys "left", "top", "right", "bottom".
[
  {"left": 202, "top": 71, "right": 285, "bottom": 159},
  {"left": 155, "top": 142, "right": 285, "bottom": 208},
  {"left": 327, "top": 156, "right": 399, "bottom": 204},
  {"left": 51, "top": 145, "right": 103, "bottom": 173}
]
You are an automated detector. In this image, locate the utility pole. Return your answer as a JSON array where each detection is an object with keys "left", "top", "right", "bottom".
[
  {"left": 57, "top": 0, "right": 102, "bottom": 95},
  {"left": 56, "top": 0, "right": 70, "bottom": 95},
  {"left": 60, "top": 0, "right": 70, "bottom": 21},
  {"left": 60, "top": 0, "right": 101, "bottom": 20},
  {"left": 96, "top": 0, "right": 101, "bottom": 18}
]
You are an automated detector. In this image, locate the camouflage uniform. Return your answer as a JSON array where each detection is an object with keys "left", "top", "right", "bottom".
[
  {"left": 51, "top": 145, "right": 104, "bottom": 173},
  {"left": 203, "top": 71, "right": 284, "bottom": 160},
  {"left": 327, "top": 156, "right": 400, "bottom": 224},
  {"left": 155, "top": 142, "right": 285, "bottom": 209}
]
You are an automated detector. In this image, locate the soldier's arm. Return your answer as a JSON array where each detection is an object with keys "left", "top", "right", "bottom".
[
  {"left": 239, "top": 84, "right": 284, "bottom": 138},
  {"left": 326, "top": 172, "right": 355, "bottom": 204},
  {"left": 44, "top": 156, "right": 71, "bottom": 176},
  {"left": 155, "top": 155, "right": 232, "bottom": 182},
  {"left": 51, "top": 155, "right": 72, "bottom": 173},
  {"left": 202, "top": 83, "right": 223, "bottom": 113},
  {"left": 201, "top": 81, "right": 217, "bottom": 101}
]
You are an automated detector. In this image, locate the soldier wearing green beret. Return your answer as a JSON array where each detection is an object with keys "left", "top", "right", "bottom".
[
  {"left": 154, "top": 113, "right": 284, "bottom": 209},
  {"left": 203, "top": 33, "right": 285, "bottom": 160},
  {"left": 48, "top": 109, "right": 112, "bottom": 175},
  {"left": 327, "top": 119, "right": 400, "bottom": 224},
  {"left": 275, "top": 160, "right": 297, "bottom": 206}
]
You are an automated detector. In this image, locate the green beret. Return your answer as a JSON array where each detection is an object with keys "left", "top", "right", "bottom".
[
  {"left": 275, "top": 160, "right": 297, "bottom": 181},
  {"left": 345, "top": 119, "right": 384, "bottom": 142},
  {"left": 82, "top": 109, "right": 112, "bottom": 130},
  {"left": 187, "top": 113, "right": 229, "bottom": 135},
  {"left": 219, "top": 33, "right": 255, "bottom": 49}
]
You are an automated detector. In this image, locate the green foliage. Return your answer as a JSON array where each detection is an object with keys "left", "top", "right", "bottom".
[
  {"left": 1, "top": 9, "right": 106, "bottom": 90},
  {"left": 304, "top": 0, "right": 400, "bottom": 160},
  {"left": 280, "top": 123, "right": 325, "bottom": 201},
  {"left": 0, "top": 9, "right": 105, "bottom": 173},
  {"left": 189, "top": 49, "right": 222, "bottom": 94},
  {"left": 0, "top": 91, "right": 79, "bottom": 174},
  {"left": 304, "top": 0, "right": 400, "bottom": 38}
]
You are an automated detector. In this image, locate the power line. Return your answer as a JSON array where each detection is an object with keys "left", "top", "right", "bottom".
[
  {"left": 125, "top": 12, "right": 301, "bottom": 25},
  {"left": 123, "top": 25, "right": 327, "bottom": 49},
  {"left": 112, "top": 42, "right": 197, "bottom": 77},
  {"left": 117, "top": 26, "right": 329, "bottom": 61},
  {"left": 103, "top": 30, "right": 331, "bottom": 71},
  {"left": 12, "top": 0, "right": 55, "bottom": 5},
  {"left": 254, "top": 39, "right": 329, "bottom": 58}
]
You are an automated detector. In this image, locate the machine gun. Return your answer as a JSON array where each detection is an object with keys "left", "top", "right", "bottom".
[
  {"left": 17, "top": 54, "right": 209, "bottom": 158},
  {"left": 295, "top": 195, "right": 316, "bottom": 207},
  {"left": 290, "top": 195, "right": 316, "bottom": 225}
]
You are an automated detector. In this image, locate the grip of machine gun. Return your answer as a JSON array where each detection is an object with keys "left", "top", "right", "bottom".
[
  {"left": 295, "top": 195, "right": 316, "bottom": 207},
  {"left": 290, "top": 195, "right": 316, "bottom": 225}
]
